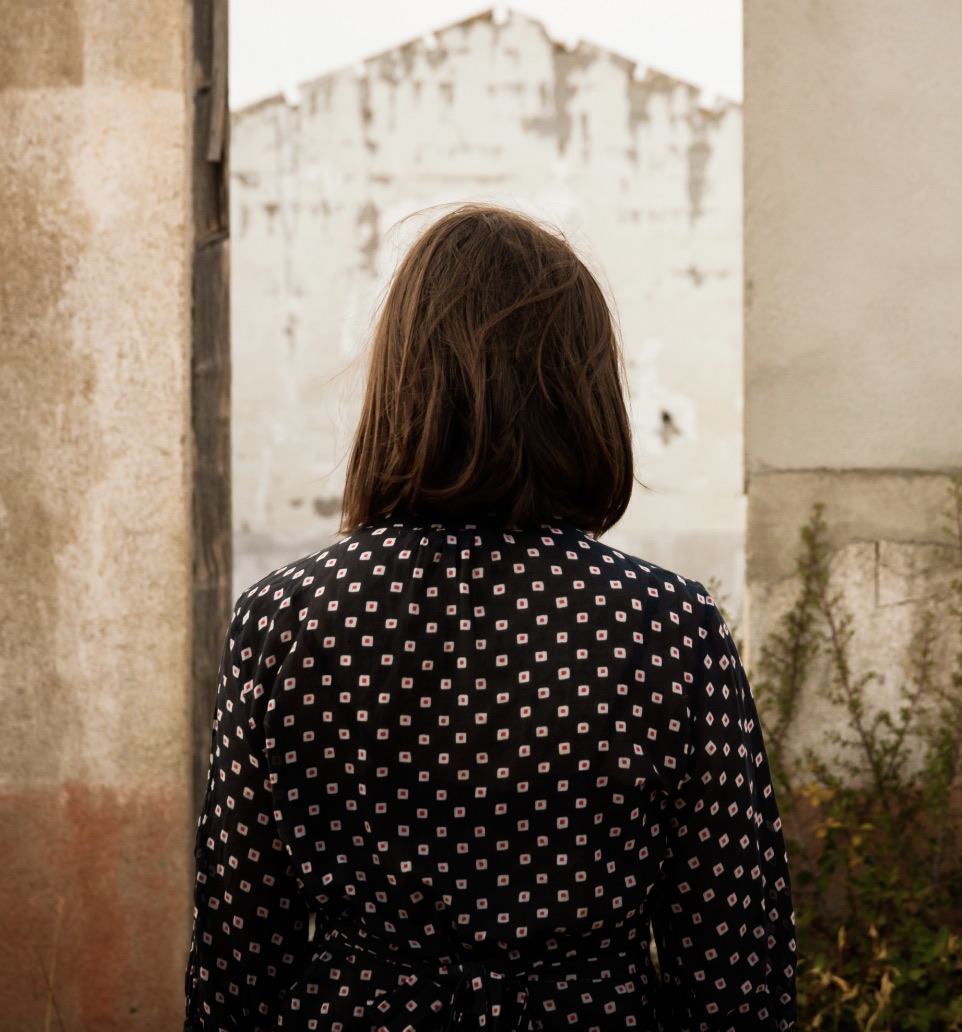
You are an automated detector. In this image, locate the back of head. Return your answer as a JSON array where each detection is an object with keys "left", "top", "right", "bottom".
[{"left": 341, "top": 204, "right": 633, "bottom": 536}]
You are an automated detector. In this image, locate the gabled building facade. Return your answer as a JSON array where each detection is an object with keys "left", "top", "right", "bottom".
[{"left": 231, "top": 9, "right": 743, "bottom": 597}]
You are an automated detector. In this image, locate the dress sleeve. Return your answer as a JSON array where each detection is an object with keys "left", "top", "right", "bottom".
[
  {"left": 651, "top": 591, "right": 797, "bottom": 1031},
  {"left": 184, "top": 600, "right": 311, "bottom": 1032}
]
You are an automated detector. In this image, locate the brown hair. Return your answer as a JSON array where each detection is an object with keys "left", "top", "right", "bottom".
[{"left": 340, "top": 204, "right": 633, "bottom": 536}]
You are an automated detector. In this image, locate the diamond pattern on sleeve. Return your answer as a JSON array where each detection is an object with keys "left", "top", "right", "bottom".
[{"left": 185, "top": 520, "right": 796, "bottom": 1031}]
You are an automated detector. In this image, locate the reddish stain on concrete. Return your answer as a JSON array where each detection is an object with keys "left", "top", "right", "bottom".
[{"left": 0, "top": 782, "right": 192, "bottom": 1031}]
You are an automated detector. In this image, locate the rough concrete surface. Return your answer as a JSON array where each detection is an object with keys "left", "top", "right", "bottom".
[
  {"left": 745, "top": 0, "right": 962, "bottom": 476},
  {"left": 0, "top": 785, "right": 188, "bottom": 1028},
  {"left": 744, "top": 0, "right": 962, "bottom": 764},
  {"left": 746, "top": 471, "right": 956, "bottom": 588},
  {"left": 745, "top": 473, "right": 961, "bottom": 733},
  {"left": 0, "top": 0, "right": 195, "bottom": 1026}
]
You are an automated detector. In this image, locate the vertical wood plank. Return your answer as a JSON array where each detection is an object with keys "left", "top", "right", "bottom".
[
  {"left": 191, "top": 0, "right": 231, "bottom": 813},
  {"left": 206, "top": 0, "right": 228, "bottom": 162}
]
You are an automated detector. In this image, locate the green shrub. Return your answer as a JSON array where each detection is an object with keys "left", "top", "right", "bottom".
[{"left": 750, "top": 481, "right": 962, "bottom": 1030}]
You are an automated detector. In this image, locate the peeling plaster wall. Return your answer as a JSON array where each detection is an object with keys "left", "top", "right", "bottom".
[
  {"left": 231, "top": 10, "right": 742, "bottom": 598},
  {"left": 745, "top": 1, "right": 962, "bottom": 750},
  {"left": 0, "top": 1, "right": 193, "bottom": 1027}
]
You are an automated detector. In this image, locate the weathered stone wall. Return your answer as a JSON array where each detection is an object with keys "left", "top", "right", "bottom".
[
  {"left": 230, "top": 10, "right": 743, "bottom": 597},
  {"left": 744, "top": 0, "right": 962, "bottom": 751},
  {"left": 0, "top": 2, "right": 194, "bottom": 1027}
]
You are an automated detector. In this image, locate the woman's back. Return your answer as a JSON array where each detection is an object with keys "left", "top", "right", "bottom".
[{"left": 185, "top": 520, "right": 795, "bottom": 1030}]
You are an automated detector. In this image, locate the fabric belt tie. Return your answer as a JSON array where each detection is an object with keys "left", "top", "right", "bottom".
[
  {"left": 370, "top": 958, "right": 530, "bottom": 1031},
  {"left": 324, "top": 925, "right": 644, "bottom": 1031},
  {"left": 326, "top": 929, "right": 532, "bottom": 1030}
]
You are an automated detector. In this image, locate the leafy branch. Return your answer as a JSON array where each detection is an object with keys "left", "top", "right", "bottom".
[{"left": 749, "top": 479, "right": 962, "bottom": 1028}]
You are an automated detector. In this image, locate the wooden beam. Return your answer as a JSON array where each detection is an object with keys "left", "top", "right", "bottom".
[
  {"left": 206, "top": 0, "right": 228, "bottom": 163},
  {"left": 191, "top": 0, "right": 231, "bottom": 813}
]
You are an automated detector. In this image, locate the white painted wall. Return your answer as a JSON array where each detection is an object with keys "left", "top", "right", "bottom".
[{"left": 231, "top": 10, "right": 743, "bottom": 599}]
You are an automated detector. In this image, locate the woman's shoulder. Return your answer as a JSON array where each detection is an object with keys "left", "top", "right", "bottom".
[
  {"left": 230, "top": 519, "right": 727, "bottom": 640},
  {"left": 578, "top": 532, "right": 719, "bottom": 617},
  {"left": 235, "top": 519, "right": 715, "bottom": 596},
  {"left": 585, "top": 534, "right": 741, "bottom": 668}
]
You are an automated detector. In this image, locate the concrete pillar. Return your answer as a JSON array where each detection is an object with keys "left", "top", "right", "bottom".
[
  {"left": 744, "top": 1, "right": 962, "bottom": 745},
  {"left": 0, "top": 2, "right": 221, "bottom": 1027}
]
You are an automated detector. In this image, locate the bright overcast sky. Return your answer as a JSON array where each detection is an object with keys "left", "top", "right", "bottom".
[{"left": 230, "top": 0, "right": 743, "bottom": 110}]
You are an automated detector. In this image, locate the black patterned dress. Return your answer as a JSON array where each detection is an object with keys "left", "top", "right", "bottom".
[{"left": 184, "top": 520, "right": 796, "bottom": 1031}]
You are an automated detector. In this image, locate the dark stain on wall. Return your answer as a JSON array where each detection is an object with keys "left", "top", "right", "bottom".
[
  {"left": 0, "top": 784, "right": 189, "bottom": 1030},
  {"left": 358, "top": 75, "right": 374, "bottom": 127},
  {"left": 627, "top": 69, "right": 681, "bottom": 131},
  {"left": 398, "top": 42, "right": 419, "bottom": 78},
  {"left": 660, "top": 409, "right": 683, "bottom": 445},
  {"left": 356, "top": 201, "right": 380, "bottom": 275},
  {"left": 313, "top": 496, "right": 342, "bottom": 518},
  {"left": 522, "top": 42, "right": 596, "bottom": 154},
  {"left": 687, "top": 136, "right": 712, "bottom": 221}
]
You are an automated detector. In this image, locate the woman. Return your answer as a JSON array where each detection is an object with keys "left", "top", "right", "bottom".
[{"left": 185, "top": 205, "right": 796, "bottom": 1031}]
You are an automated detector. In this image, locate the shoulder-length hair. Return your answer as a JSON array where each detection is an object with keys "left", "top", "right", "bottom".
[{"left": 340, "top": 204, "right": 633, "bottom": 537}]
